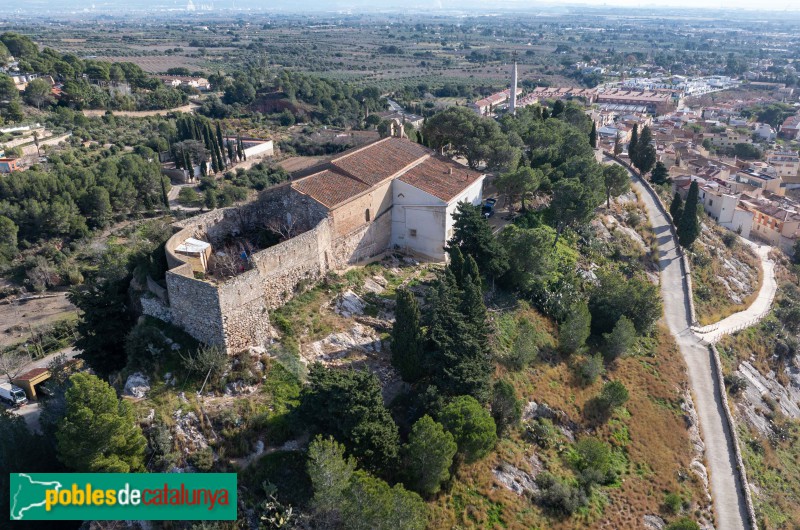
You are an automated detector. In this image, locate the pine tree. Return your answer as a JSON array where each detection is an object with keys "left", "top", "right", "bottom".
[
  {"left": 678, "top": 181, "right": 701, "bottom": 248},
  {"left": 589, "top": 121, "right": 597, "bottom": 149},
  {"left": 669, "top": 192, "right": 683, "bottom": 224},
  {"left": 391, "top": 288, "right": 425, "bottom": 383},
  {"left": 559, "top": 301, "right": 591, "bottom": 355},
  {"left": 628, "top": 124, "right": 639, "bottom": 162}
]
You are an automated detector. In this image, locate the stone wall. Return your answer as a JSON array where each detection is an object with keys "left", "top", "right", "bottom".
[
  {"left": 159, "top": 178, "right": 395, "bottom": 352},
  {"left": 330, "top": 209, "right": 392, "bottom": 267},
  {"left": 166, "top": 270, "right": 226, "bottom": 347}
]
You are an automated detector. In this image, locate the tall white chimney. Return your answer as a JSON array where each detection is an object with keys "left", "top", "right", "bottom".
[{"left": 510, "top": 53, "right": 518, "bottom": 115}]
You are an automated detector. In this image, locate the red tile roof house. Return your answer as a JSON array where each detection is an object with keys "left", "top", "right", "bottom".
[
  {"left": 780, "top": 114, "right": 800, "bottom": 140},
  {"left": 155, "top": 137, "right": 487, "bottom": 352}
]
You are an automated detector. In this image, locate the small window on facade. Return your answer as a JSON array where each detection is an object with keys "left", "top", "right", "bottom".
[
  {"left": 709, "top": 199, "right": 713, "bottom": 206},
  {"left": 409, "top": 229, "right": 417, "bottom": 237},
  {"left": 365, "top": 209, "right": 371, "bottom": 222}
]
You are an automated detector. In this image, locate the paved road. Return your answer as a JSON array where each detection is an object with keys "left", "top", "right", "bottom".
[
  {"left": 622, "top": 164, "right": 750, "bottom": 530},
  {"left": 695, "top": 240, "right": 777, "bottom": 343}
]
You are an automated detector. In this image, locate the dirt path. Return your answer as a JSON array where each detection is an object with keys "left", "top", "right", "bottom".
[
  {"left": 82, "top": 103, "right": 199, "bottom": 118},
  {"left": 694, "top": 241, "right": 777, "bottom": 343},
  {"left": 615, "top": 159, "right": 750, "bottom": 530}
]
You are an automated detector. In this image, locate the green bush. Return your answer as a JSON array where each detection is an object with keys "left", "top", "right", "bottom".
[
  {"left": 663, "top": 492, "right": 683, "bottom": 515},
  {"left": 188, "top": 447, "right": 214, "bottom": 472},
  {"left": 535, "top": 472, "right": 588, "bottom": 516}
]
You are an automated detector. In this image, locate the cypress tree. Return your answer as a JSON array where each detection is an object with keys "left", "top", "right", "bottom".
[
  {"left": 463, "top": 255, "right": 481, "bottom": 293},
  {"left": 628, "top": 124, "right": 639, "bottom": 163},
  {"left": 453, "top": 269, "right": 492, "bottom": 403},
  {"left": 669, "top": 192, "right": 683, "bottom": 225},
  {"left": 634, "top": 126, "right": 656, "bottom": 175},
  {"left": 428, "top": 270, "right": 461, "bottom": 361},
  {"left": 215, "top": 122, "right": 224, "bottom": 153},
  {"left": 447, "top": 246, "right": 466, "bottom": 288},
  {"left": 391, "top": 289, "right": 425, "bottom": 383},
  {"left": 589, "top": 121, "right": 597, "bottom": 149},
  {"left": 160, "top": 177, "right": 170, "bottom": 210},
  {"left": 678, "top": 181, "right": 701, "bottom": 248}
]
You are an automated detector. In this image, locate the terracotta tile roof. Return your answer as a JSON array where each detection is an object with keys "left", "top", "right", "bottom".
[
  {"left": 292, "top": 169, "right": 369, "bottom": 208},
  {"left": 291, "top": 138, "right": 483, "bottom": 208},
  {"left": 398, "top": 155, "right": 485, "bottom": 202},
  {"left": 330, "top": 137, "right": 429, "bottom": 186},
  {"left": 14, "top": 367, "right": 49, "bottom": 381}
]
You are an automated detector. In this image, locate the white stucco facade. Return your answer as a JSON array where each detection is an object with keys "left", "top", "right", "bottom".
[{"left": 391, "top": 176, "right": 484, "bottom": 260}]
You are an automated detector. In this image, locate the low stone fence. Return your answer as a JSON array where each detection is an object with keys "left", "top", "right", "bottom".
[
  {"left": 603, "top": 151, "right": 698, "bottom": 326},
  {"left": 709, "top": 344, "right": 759, "bottom": 530}
]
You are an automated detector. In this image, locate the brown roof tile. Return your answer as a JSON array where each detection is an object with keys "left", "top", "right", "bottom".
[
  {"left": 292, "top": 169, "right": 369, "bottom": 208},
  {"left": 330, "top": 137, "right": 429, "bottom": 186},
  {"left": 398, "top": 155, "right": 485, "bottom": 202}
]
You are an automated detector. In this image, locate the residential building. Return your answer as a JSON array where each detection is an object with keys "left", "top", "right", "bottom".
[
  {"left": 741, "top": 199, "right": 800, "bottom": 252},
  {"left": 767, "top": 150, "right": 800, "bottom": 188},
  {"left": 734, "top": 168, "right": 784, "bottom": 196},
  {"left": 470, "top": 88, "right": 523, "bottom": 116},
  {"left": 156, "top": 75, "right": 212, "bottom": 91},
  {"left": 0, "top": 158, "right": 21, "bottom": 173},
  {"left": 780, "top": 114, "right": 800, "bottom": 140}
]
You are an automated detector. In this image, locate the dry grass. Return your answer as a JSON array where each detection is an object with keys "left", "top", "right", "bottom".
[
  {"left": 691, "top": 224, "right": 762, "bottom": 326},
  {"left": 716, "top": 260, "right": 800, "bottom": 529},
  {"left": 428, "top": 319, "right": 707, "bottom": 529}
]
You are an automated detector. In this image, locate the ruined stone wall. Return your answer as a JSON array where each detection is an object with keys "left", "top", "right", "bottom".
[{"left": 160, "top": 178, "right": 393, "bottom": 352}]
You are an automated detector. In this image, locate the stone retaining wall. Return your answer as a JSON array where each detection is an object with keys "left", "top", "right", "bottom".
[
  {"left": 604, "top": 151, "right": 699, "bottom": 325},
  {"left": 709, "top": 344, "right": 759, "bottom": 530}
]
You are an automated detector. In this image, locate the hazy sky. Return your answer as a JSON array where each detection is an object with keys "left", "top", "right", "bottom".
[
  {"left": 13, "top": 0, "right": 800, "bottom": 14},
  {"left": 575, "top": 0, "right": 796, "bottom": 9}
]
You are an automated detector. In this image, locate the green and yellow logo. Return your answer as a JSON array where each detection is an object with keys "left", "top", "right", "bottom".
[{"left": 9, "top": 473, "right": 237, "bottom": 521}]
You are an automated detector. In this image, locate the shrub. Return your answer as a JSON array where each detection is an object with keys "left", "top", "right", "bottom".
[
  {"left": 665, "top": 517, "right": 700, "bottom": 530},
  {"left": 663, "top": 492, "right": 683, "bottom": 515},
  {"left": 525, "top": 418, "right": 557, "bottom": 449},
  {"left": 490, "top": 380, "right": 522, "bottom": 437},
  {"left": 570, "top": 437, "right": 616, "bottom": 487},
  {"left": 721, "top": 231, "right": 738, "bottom": 249},
  {"left": 188, "top": 447, "right": 214, "bottom": 471},
  {"left": 575, "top": 354, "right": 604, "bottom": 386},
  {"left": 502, "top": 319, "right": 539, "bottom": 370},
  {"left": 535, "top": 472, "right": 588, "bottom": 516},
  {"left": 724, "top": 374, "right": 747, "bottom": 396}
]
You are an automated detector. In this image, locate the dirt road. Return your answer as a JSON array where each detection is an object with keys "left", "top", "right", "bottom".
[{"left": 82, "top": 103, "right": 199, "bottom": 118}]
